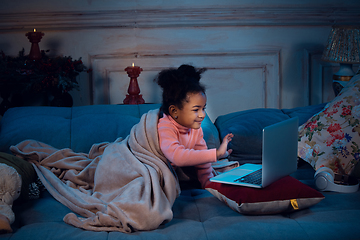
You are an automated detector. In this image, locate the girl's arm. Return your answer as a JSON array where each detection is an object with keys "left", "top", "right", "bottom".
[{"left": 159, "top": 127, "right": 217, "bottom": 167}]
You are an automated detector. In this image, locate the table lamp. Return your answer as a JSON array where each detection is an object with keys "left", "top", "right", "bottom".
[{"left": 321, "top": 26, "right": 360, "bottom": 96}]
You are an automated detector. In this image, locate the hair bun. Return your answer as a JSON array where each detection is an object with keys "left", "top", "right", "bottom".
[
  {"left": 155, "top": 68, "right": 176, "bottom": 90},
  {"left": 177, "top": 64, "right": 206, "bottom": 82}
]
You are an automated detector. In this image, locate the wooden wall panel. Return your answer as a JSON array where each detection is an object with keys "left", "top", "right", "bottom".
[{"left": 90, "top": 50, "right": 280, "bottom": 120}]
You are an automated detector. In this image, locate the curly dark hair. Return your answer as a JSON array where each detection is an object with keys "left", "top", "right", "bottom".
[{"left": 155, "top": 64, "right": 207, "bottom": 115}]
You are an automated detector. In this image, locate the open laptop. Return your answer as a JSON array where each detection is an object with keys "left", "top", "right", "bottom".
[{"left": 210, "top": 117, "right": 299, "bottom": 188}]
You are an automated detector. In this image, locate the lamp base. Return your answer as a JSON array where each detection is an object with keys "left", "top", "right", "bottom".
[
  {"left": 334, "top": 63, "right": 355, "bottom": 77},
  {"left": 332, "top": 81, "right": 345, "bottom": 96},
  {"left": 332, "top": 63, "right": 355, "bottom": 96},
  {"left": 332, "top": 76, "right": 352, "bottom": 96}
]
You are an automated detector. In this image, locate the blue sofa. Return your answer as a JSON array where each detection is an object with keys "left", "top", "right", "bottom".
[{"left": 0, "top": 103, "right": 359, "bottom": 240}]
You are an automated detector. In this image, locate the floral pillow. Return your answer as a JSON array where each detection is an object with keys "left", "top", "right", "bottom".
[{"left": 298, "top": 74, "right": 360, "bottom": 175}]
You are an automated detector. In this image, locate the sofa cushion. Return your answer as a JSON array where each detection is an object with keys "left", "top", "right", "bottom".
[
  {"left": 282, "top": 103, "right": 327, "bottom": 126},
  {"left": 206, "top": 176, "right": 324, "bottom": 215},
  {"left": 0, "top": 104, "right": 164, "bottom": 154},
  {"left": 298, "top": 74, "right": 360, "bottom": 176},
  {"left": 0, "top": 107, "right": 72, "bottom": 153},
  {"left": 214, "top": 109, "right": 289, "bottom": 164},
  {"left": 70, "top": 105, "right": 142, "bottom": 153}
]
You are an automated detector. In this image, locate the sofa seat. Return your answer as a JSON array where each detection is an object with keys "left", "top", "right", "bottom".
[{"left": 4, "top": 162, "right": 359, "bottom": 240}]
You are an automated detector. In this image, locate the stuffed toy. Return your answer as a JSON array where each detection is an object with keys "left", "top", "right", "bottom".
[
  {"left": 0, "top": 152, "right": 41, "bottom": 233},
  {"left": 0, "top": 162, "right": 21, "bottom": 233}
]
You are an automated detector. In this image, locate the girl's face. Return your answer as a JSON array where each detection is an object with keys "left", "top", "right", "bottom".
[{"left": 171, "top": 92, "right": 207, "bottom": 129}]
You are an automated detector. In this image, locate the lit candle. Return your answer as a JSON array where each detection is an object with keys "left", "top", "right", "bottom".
[
  {"left": 25, "top": 29, "right": 44, "bottom": 60},
  {"left": 26, "top": 29, "right": 43, "bottom": 38},
  {"left": 123, "top": 63, "right": 145, "bottom": 104}
]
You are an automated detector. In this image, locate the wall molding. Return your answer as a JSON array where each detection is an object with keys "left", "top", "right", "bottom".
[
  {"left": 303, "top": 49, "right": 335, "bottom": 104},
  {"left": 1, "top": 6, "right": 360, "bottom": 31},
  {"left": 88, "top": 49, "right": 280, "bottom": 119},
  {"left": 303, "top": 49, "right": 360, "bottom": 105}
]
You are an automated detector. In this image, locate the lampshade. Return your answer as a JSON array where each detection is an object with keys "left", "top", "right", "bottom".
[{"left": 322, "top": 26, "right": 360, "bottom": 64}]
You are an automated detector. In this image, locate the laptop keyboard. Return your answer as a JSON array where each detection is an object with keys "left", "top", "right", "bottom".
[{"left": 234, "top": 168, "right": 262, "bottom": 185}]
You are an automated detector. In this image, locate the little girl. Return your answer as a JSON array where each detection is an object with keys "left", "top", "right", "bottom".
[{"left": 156, "top": 64, "right": 233, "bottom": 188}]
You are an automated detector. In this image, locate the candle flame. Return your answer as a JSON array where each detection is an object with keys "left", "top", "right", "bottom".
[
  {"left": 132, "top": 63, "right": 134, "bottom": 67},
  {"left": 34, "top": 29, "right": 36, "bottom": 32}
]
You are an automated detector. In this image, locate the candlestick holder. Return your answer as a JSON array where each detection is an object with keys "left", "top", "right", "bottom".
[
  {"left": 123, "top": 65, "right": 145, "bottom": 104},
  {"left": 25, "top": 30, "right": 44, "bottom": 60}
]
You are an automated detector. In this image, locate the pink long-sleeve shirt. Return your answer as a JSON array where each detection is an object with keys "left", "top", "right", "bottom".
[{"left": 157, "top": 114, "right": 216, "bottom": 188}]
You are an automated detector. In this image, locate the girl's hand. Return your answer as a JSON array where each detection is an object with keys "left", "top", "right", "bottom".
[{"left": 216, "top": 133, "right": 234, "bottom": 159}]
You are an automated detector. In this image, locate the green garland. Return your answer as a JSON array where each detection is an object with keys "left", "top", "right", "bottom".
[{"left": 0, "top": 49, "right": 88, "bottom": 94}]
